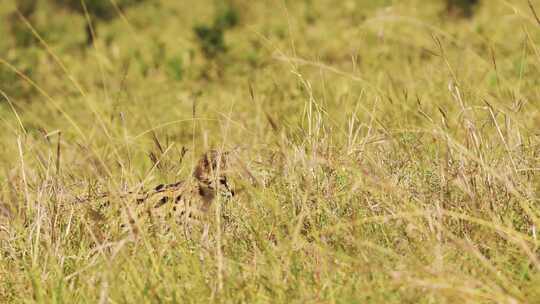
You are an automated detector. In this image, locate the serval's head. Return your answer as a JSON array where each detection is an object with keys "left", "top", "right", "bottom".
[{"left": 193, "top": 150, "right": 234, "bottom": 209}]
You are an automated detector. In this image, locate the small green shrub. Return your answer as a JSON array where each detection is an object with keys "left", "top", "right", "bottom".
[
  {"left": 214, "top": 5, "right": 239, "bottom": 30},
  {"left": 193, "top": 4, "right": 239, "bottom": 59},
  {"left": 12, "top": 0, "right": 148, "bottom": 46},
  {"left": 445, "top": 0, "right": 480, "bottom": 18},
  {"left": 56, "top": 0, "right": 146, "bottom": 20},
  {"left": 194, "top": 25, "right": 227, "bottom": 59}
]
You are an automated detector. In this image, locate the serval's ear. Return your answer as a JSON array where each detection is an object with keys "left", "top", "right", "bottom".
[{"left": 193, "top": 150, "right": 229, "bottom": 182}]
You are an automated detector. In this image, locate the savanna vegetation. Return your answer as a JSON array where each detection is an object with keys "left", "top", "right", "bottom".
[{"left": 1, "top": 0, "right": 540, "bottom": 302}]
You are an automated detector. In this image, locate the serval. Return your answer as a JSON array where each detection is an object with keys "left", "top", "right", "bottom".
[{"left": 80, "top": 149, "right": 235, "bottom": 240}]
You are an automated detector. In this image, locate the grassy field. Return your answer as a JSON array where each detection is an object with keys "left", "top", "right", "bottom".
[{"left": 1, "top": 0, "right": 540, "bottom": 302}]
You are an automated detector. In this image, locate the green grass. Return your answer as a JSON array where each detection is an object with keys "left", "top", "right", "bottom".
[{"left": 1, "top": 0, "right": 540, "bottom": 302}]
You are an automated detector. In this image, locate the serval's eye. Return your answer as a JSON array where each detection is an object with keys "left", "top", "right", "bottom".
[{"left": 194, "top": 150, "right": 228, "bottom": 182}]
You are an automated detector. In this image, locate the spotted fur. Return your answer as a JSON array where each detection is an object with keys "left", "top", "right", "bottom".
[{"left": 80, "top": 150, "right": 234, "bottom": 235}]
